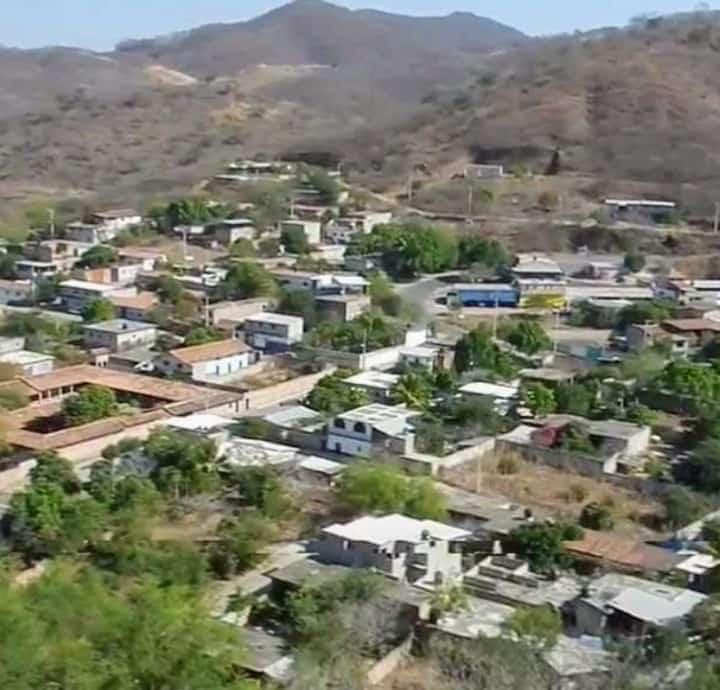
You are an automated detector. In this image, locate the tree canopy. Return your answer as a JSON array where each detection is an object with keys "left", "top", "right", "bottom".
[
  {"left": 348, "top": 222, "right": 458, "bottom": 279},
  {"left": 305, "top": 373, "right": 370, "bottom": 414},
  {"left": 77, "top": 245, "right": 118, "bottom": 269},
  {"left": 281, "top": 225, "right": 311, "bottom": 254},
  {"left": 334, "top": 462, "right": 446, "bottom": 520},
  {"left": 219, "top": 262, "right": 277, "bottom": 300},
  {"left": 62, "top": 385, "right": 118, "bottom": 426},
  {"left": 81, "top": 298, "right": 115, "bottom": 323}
]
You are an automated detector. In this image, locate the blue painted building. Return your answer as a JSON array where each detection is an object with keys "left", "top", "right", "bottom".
[{"left": 450, "top": 283, "right": 519, "bottom": 308}]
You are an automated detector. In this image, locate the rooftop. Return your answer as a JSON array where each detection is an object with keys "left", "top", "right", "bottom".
[
  {"left": 244, "top": 312, "right": 304, "bottom": 327},
  {"left": 84, "top": 319, "right": 156, "bottom": 335},
  {"left": 564, "top": 530, "right": 683, "bottom": 574},
  {"left": 584, "top": 573, "right": 706, "bottom": 626},
  {"left": 401, "top": 345, "right": 440, "bottom": 359},
  {"left": 436, "top": 596, "right": 515, "bottom": 639},
  {"left": 336, "top": 403, "right": 419, "bottom": 436},
  {"left": 263, "top": 405, "right": 324, "bottom": 430},
  {"left": 0, "top": 350, "right": 54, "bottom": 366},
  {"left": 512, "top": 256, "right": 564, "bottom": 275},
  {"left": 60, "top": 279, "right": 123, "bottom": 292},
  {"left": 169, "top": 339, "right": 251, "bottom": 365},
  {"left": 297, "top": 455, "right": 345, "bottom": 476},
  {"left": 662, "top": 318, "right": 720, "bottom": 333},
  {"left": 343, "top": 371, "right": 400, "bottom": 391},
  {"left": 164, "top": 414, "right": 234, "bottom": 433},
  {"left": 230, "top": 628, "right": 293, "bottom": 682},
  {"left": 110, "top": 291, "right": 159, "bottom": 310},
  {"left": 605, "top": 199, "right": 676, "bottom": 208},
  {"left": 322, "top": 514, "right": 471, "bottom": 547},
  {"left": 219, "top": 437, "right": 301, "bottom": 468},
  {"left": 460, "top": 381, "right": 519, "bottom": 400},
  {"left": 93, "top": 208, "right": 140, "bottom": 219},
  {"left": 453, "top": 283, "right": 516, "bottom": 291}
]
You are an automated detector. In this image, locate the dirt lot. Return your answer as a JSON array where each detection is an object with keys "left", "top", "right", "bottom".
[{"left": 443, "top": 452, "right": 663, "bottom": 539}]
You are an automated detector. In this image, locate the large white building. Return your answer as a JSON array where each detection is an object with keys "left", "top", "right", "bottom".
[
  {"left": 59, "top": 280, "right": 136, "bottom": 314},
  {"left": 83, "top": 319, "right": 158, "bottom": 353},
  {"left": 316, "top": 514, "right": 471, "bottom": 585}
]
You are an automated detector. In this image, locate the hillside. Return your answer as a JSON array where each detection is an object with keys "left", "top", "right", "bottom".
[
  {"left": 4, "top": 7, "right": 720, "bottom": 213},
  {"left": 115, "top": 0, "right": 525, "bottom": 75}
]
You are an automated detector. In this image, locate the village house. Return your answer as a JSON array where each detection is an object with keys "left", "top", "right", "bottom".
[
  {"left": 240, "top": 313, "right": 304, "bottom": 352},
  {"left": 315, "top": 514, "right": 471, "bottom": 585},
  {"left": 23, "top": 240, "right": 94, "bottom": 272},
  {"left": 84, "top": 261, "right": 145, "bottom": 287},
  {"left": 0, "top": 279, "right": 33, "bottom": 305},
  {"left": 91, "top": 208, "right": 142, "bottom": 232},
  {"left": 573, "top": 573, "right": 706, "bottom": 638},
  {"left": 326, "top": 403, "right": 419, "bottom": 457},
  {"left": 314, "top": 293, "right": 371, "bottom": 322},
  {"left": 116, "top": 247, "right": 166, "bottom": 271},
  {"left": 110, "top": 292, "right": 159, "bottom": 322},
  {"left": 209, "top": 218, "right": 256, "bottom": 245},
  {"left": 0, "top": 336, "right": 54, "bottom": 377},
  {"left": 59, "top": 279, "right": 137, "bottom": 314},
  {"left": 343, "top": 371, "right": 400, "bottom": 402},
  {"left": 279, "top": 219, "right": 322, "bottom": 246},
  {"left": 271, "top": 269, "right": 368, "bottom": 296},
  {"left": 399, "top": 344, "right": 453, "bottom": 371},
  {"left": 206, "top": 298, "right": 274, "bottom": 329},
  {"left": 14, "top": 260, "right": 61, "bottom": 282},
  {"left": 155, "top": 339, "right": 257, "bottom": 382},
  {"left": 83, "top": 319, "right": 158, "bottom": 353},
  {"left": 64, "top": 222, "right": 117, "bottom": 245}
]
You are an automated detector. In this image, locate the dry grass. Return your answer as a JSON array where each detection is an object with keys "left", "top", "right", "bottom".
[{"left": 444, "top": 451, "right": 662, "bottom": 538}]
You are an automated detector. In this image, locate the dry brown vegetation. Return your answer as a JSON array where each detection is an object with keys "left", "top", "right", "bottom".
[{"left": 444, "top": 452, "right": 663, "bottom": 538}]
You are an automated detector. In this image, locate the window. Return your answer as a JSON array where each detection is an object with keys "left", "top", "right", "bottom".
[
  {"left": 334, "top": 419, "right": 346, "bottom": 430},
  {"left": 353, "top": 422, "right": 366, "bottom": 434}
]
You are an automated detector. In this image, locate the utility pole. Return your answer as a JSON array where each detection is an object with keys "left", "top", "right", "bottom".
[
  {"left": 407, "top": 170, "right": 414, "bottom": 204},
  {"left": 714, "top": 202, "right": 719, "bottom": 234},
  {"left": 48, "top": 209, "right": 55, "bottom": 240},
  {"left": 467, "top": 184, "right": 474, "bottom": 221},
  {"left": 492, "top": 298, "right": 499, "bottom": 340}
]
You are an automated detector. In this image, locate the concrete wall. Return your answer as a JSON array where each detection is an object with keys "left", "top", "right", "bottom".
[
  {"left": 366, "top": 636, "right": 413, "bottom": 687},
  {"left": 244, "top": 368, "right": 336, "bottom": 411}
]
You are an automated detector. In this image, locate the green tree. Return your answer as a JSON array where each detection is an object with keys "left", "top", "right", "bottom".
[
  {"left": 226, "top": 466, "right": 294, "bottom": 519},
  {"left": 555, "top": 382, "right": 596, "bottom": 417},
  {"left": 209, "top": 511, "right": 275, "bottom": 578},
  {"left": 81, "top": 298, "right": 115, "bottom": 323},
  {"left": 305, "top": 168, "right": 340, "bottom": 205},
  {"left": 454, "top": 325, "right": 517, "bottom": 378},
  {"left": 258, "top": 237, "right": 281, "bottom": 257},
  {"left": 661, "top": 486, "right": 707, "bottom": 528},
  {"left": 155, "top": 274, "right": 184, "bottom": 303},
  {"left": 506, "top": 605, "right": 562, "bottom": 650},
  {"left": 623, "top": 252, "right": 646, "bottom": 273},
  {"left": 62, "top": 385, "right": 118, "bottom": 426},
  {"left": 523, "top": 383, "right": 557, "bottom": 416},
  {"left": 368, "top": 271, "right": 403, "bottom": 317},
  {"left": 0, "top": 564, "right": 257, "bottom": 689},
  {"left": 219, "top": 262, "right": 277, "bottom": 300},
  {"left": 0, "top": 252, "right": 18, "bottom": 279},
  {"left": 281, "top": 225, "right": 311, "bottom": 254},
  {"left": 77, "top": 245, "right": 118, "bottom": 269},
  {"left": 579, "top": 502, "right": 615, "bottom": 530},
  {"left": 183, "top": 326, "right": 224, "bottom": 346},
  {"left": 334, "top": 462, "right": 446, "bottom": 520},
  {"left": 306, "top": 374, "right": 370, "bottom": 414},
  {"left": 503, "top": 320, "right": 552, "bottom": 355},
  {"left": 145, "top": 428, "right": 219, "bottom": 496},
  {"left": 277, "top": 289, "right": 317, "bottom": 329},
  {"left": 509, "top": 522, "right": 582, "bottom": 574},
  {"left": 390, "top": 370, "right": 434, "bottom": 410},
  {"left": 457, "top": 235, "right": 510, "bottom": 270},
  {"left": 30, "top": 451, "right": 82, "bottom": 494},
  {"left": 619, "top": 300, "right": 672, "bottom": 328},
  {"left": 306, "top": 313, "right": 404, "bottom": 353},
  {"left": 229, "top": 238, "right": 256, "bottom": 258}
]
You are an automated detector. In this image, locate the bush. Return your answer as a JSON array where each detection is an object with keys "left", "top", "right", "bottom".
[
  {"left": 62, "top": 385, "right": 118, "bottom": 426},
  {"left": 579, "top": 502, "right": 615, "bottom": 530}
]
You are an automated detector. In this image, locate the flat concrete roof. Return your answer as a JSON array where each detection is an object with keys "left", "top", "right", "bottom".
[
  {"left": 0, "top": 350, "right": 54, "bottom": 366},
  {"left": 84, "top": 319, "right": 156, "bottom": 334}
]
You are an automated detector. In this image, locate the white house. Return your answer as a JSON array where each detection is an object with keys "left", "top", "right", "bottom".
[
  {"left": 59, "top": 280, "right": 136, "bottom": 314},
  {"left": 64, "top": 222, "right": 117, "bottom": 245},
  {"left": 316, "top": 514, "right": 471, "bottom": 585},
  {"left": 91, "top": 209, "right": 143, "bottom": 233},
  {"left": 83, "top": 319, "right": 158, "bottom": 353},
  {"left": 241, "top": 312, "right": 304, "bottom": 352},
  {"left": 326, "top": 404, "right": 418, "bottom": 457},
  {"left": 155, "top": 339, "right": 257, "bottom": 382},
  {"left": 0, "top": 336, "right": 54, "bottom": 376},
  {"left": 0, "top": 280, "right": 33, "bottom": 305}
]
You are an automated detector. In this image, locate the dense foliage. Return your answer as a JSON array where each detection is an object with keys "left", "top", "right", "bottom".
[
  {"left": 61, "top": 385, "right": 118, "bottom": 426},
  {"left": 305, "top": 313, "right": 404, "bottom": 353},
  {"left": 334, "top": 462, "right": 446, "bottom": 520},
  {"left": 454, "top": 325, "right": 517, "bottom": 377},
  {"left": 218, "top": 262, "right": 277, "bottom": 300},
  {"left": 305, "top": 373, "right": 370, "bottom": 414}
]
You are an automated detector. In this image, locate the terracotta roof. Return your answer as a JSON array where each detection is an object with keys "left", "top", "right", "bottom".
[
  {"left": 169, "top": 339, "right": 250, "bottom": 365},
  {"left": 17, "top": 364, "right": 207, "bottom": 402},
  {"left": 564, "top": 530, "right": 682, "bottom": 574},
  {"left": 662, "top": 319, "right": 720, "bottom": 333},
  {"left": 6, "top": 409, "right": 170, "bottom": 451},
  {"left": 110, "top": 291, "right": 159, "bottom": 311}
]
